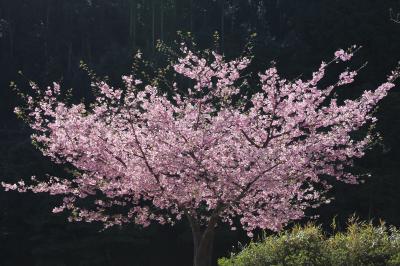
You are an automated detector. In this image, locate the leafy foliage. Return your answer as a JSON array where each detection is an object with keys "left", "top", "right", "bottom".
[{"left": 219, "top": 219, "right": 400, "bottom": 266}]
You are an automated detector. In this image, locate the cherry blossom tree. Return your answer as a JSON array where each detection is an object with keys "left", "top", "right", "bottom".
[{"left": 3, "top": 45, "right": 399, "bottom": 266}]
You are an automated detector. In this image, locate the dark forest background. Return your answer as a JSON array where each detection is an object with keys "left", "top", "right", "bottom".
[{"left": 1, "top": 0, "right": 400, "bottom": 265}]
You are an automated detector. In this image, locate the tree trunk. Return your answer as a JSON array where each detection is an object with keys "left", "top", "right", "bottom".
[
  {"left": 44, "top": 0, "right": 50, "bottom": 61},
  {"left": 8, "top": 25, "right": 14, "bottom": 59},
  {"left": 187, "top": 214, "right": 216, "bottom": 266},
  {"left": 190, "top": 0, "right": 193, "bottom": 32},
  {"left": 129, "top": 0, "right": 137, "bottom": 49},
  {"left": 187, "top": 206, "right": 223, "bottom": 266},
  {"left": 151, "top": 0, "right": 155, "bottom": 53},
  {"left": 67, "top": 41, "right": 72, "bottom": 74},
  {"left": 160, "top": 0, "right": 164, "bottom": 41},
  {"left": 220, "top": 0, "right": 225, "bottom": 51},
  {"left": 194, "top": 228, "right": 215, "bottom": 266}
]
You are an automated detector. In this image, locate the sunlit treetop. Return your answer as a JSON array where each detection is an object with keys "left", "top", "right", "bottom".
[{"left": 4, "top": 44, "right": 399, "bottom": 236}]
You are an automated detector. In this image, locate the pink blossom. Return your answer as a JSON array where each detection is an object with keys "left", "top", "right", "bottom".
[
  {"left": 335, "top": 49, "right": 353, "bottom": 62},
  {"left": 338, "top": 71, "right": 357, "bottom": 85},
  {"left": 3, "top": 46, "right": 398, "bottom": 239}
]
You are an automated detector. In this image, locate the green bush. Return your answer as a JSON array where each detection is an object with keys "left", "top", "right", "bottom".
[{"left": 218, "top": 220, "right": 400, "bottom": 266}]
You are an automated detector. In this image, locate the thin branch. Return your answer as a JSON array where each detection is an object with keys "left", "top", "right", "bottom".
[
  {"left": 127, "top": 114, "right": 164, "bottom": 192},
  {"left": 390, "top": 8, "right": 400, "bottom": 23},
  {"left": 241, "top": 129, "right": 262, "bottom": 148},
  {"left": 234, "top": 161, "right": 282, "bottom": 202}
]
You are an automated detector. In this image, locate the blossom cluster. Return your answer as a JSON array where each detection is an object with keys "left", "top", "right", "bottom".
[{"left": 3, "top": 46, "right": 398, "bottom": 235}]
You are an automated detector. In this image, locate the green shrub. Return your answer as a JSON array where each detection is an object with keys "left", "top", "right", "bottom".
[
  {"left": 218, "top": 220, "right": 400, "bottom": 266},
  {"left": 328, "top": 221, "right": 400, "bottom": 266}
]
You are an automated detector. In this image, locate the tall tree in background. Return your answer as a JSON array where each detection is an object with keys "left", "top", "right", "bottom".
[
  {"left": 129, "top": 0, "right": 137, "bottom": 48},
  {"left": 220, "top": 0, "right": 225, "bottom": 49}
]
